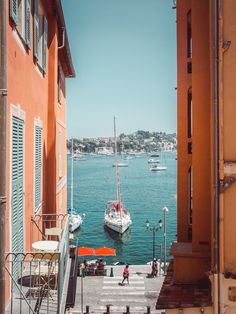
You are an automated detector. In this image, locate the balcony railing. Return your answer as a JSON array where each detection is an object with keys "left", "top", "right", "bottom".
[{"left": 5, "top": 215, "right": 70, "bottom": 314}]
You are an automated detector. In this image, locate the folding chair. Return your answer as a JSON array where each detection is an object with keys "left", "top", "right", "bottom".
[
  {"left": 33, "top": 253, "right": 60, "bottom": 301},
  {"left": 45, "top": 227, "right": 62, "bottom": 241}
]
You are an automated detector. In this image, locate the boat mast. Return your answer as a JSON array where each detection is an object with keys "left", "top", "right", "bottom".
[
  {"left": 114, "top": 116, "right": 121, "bottom": 203},
  {"left": 70, "top": 137, "right": 74, "bottom": 211}
]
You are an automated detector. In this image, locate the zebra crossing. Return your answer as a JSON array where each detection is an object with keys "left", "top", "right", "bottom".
[
  {"left": 94, "top": 275, "right": 162, "bottom": 313},
  {"left": 69, "top": 265, "right": 164, "bottom": 314}
]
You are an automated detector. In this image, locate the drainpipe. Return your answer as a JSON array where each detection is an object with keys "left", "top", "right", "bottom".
[
  {"left": 0, "top": 0, "right": 7, "bottom": 312},
  {"left": 212, "top": 0, "right": 220, "bottom": 313}
]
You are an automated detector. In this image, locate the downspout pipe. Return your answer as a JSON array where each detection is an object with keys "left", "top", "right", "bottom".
[
  {"left": 212, "top": 0, "right": 220, "bottom": 313},
  {"left": 0, "top": 0, "right": 7, "bottom": 312}
]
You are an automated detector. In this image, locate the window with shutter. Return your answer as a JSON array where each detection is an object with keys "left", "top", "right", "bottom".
[
  {"left": 42, "top": 16, "right": 48, "bottom": 73},
  {"left": 25, "top": 0, "right": 31, "bottom": 47},
  {"left": 10, "top": 0, "right": 18, "bottom": 25},
  {"left": 35, "top": 126, "right": 42, "bottom": 211},
  {"left": 11, "top": 116, "right": 24, "bottom": 280},
  {"left": 33, "top": 0, "right": 39, "bottom": 59},
  {"left": 58, "top": 129, "right": 62, "bottom": 178}
]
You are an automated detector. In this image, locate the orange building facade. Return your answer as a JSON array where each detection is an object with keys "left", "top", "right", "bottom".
[
  {"left": 4, "top": 0, "right": 74, "bottom": 305},
  {"left": 157, "top": 1, "right": 236, "bottom": 313}
]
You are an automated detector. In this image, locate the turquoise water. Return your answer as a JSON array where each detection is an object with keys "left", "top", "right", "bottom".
[{"left": 67, "top": 152, "right": 177, "bottom": 265}]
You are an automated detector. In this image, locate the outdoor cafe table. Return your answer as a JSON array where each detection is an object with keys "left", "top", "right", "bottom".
[{"left": 32, "top": 240, "right": 59, "bottom": 252}]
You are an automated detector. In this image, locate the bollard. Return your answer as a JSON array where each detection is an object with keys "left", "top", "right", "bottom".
[
  {"left": 123, "top": 305, "right": 130, "bottom": 314},
  {"left": 85, "top": 305, "right": 90, "bottom": 314},
  {"left": 110, "top": 267, "right": 114, "bottom": 277},
  {"left": 104, "top": 305, "right": 110, "bottom": 314},
  {"left": 145, "top": 306, "right": 151, "bottom": 314}
]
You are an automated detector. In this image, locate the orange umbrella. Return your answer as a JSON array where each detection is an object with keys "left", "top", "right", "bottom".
[
  {"left": 95, "top": 247, "right": 116, "bottom": 256},
  {"left": 77, "top": 247, "right": 95, "bottom": 256}
]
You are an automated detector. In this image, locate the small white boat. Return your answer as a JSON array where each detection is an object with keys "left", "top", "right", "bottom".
[
  {"left": 112, "top": 163, "right": 128, "bottom": 167},
  {"left": 150, "top": 164, "right": 167, "bottom": 171},
  {"left": 148, "top": 158, "right": 160, "bottom": 164},
  {"left": 69, "top": 212, "right": 83, "bottom": 232}
]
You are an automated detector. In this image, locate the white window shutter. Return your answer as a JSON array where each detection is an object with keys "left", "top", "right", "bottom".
[{"left": 35, "top": 126, "right": 42, "bottom": 211}]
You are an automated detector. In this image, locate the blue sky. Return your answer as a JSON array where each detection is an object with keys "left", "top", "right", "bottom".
[{"left": 62, "top": 0, "right": 176, "bottom": 138}]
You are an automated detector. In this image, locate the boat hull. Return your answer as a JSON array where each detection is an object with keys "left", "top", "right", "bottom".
[
  {"left": 150, "top": 166, "right": 167, "bottom": 171},
  {"left": 104, "top": 216, "right": 131, "bottom": 234},
  {"left": 69, "top": 214, "right": 83, "bottom": 232}
]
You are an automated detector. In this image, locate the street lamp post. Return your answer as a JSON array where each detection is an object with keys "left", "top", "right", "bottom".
[
  {"left": 146, "top": 219, "right": 163, "bottom": 260},
  {"left": 163, "top": 206, "right": 169, "bottom": 275}
]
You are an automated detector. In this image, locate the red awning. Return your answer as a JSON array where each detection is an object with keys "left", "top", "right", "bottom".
[
  {"left": 77, "top": 247, "right": 95, "bottom": 256},
  {"left": 95, "top": 247, "right": 116, "bottom": 256}
]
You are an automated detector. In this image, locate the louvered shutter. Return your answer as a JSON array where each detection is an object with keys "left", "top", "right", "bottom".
[
  {"left": 33, "top": 0, "right": 39, "bottom": 59},
  {"left": 35, "top": 126, "right": 42, "bottom": 210},
  {"left": 58, "top": 130, "right": 62, "bottom": 178},
  {"left": 10, "top": 0, "right": 18, "bottom": 25},
  {"left": 11, "top": 117, "right": 24, "bottom": 280},
  {"left": 25, "top": 0, "right": 31, "bottom": 47},
  {"left": 42, "top": 16, "right": 48, "bottom": 73}
]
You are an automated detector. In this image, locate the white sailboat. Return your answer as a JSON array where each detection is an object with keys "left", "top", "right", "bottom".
[
  {"left": 69, "top": 138, "right": 84, "bottom": 232},
  {"left": 104, "top": 117, "right": 132, "bottom": 234}
]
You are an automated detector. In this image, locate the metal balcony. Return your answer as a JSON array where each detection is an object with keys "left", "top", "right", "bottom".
[{"left": 5, "top": 215, "right": 71, "bottom": 314}]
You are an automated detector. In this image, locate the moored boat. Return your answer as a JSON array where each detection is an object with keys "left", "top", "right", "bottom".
[
  {"left": 69, "top": 138, "right": 84, "bottom": 232},
  {"left": 104, "top": 117, "right": 132, "bottom": 234}
]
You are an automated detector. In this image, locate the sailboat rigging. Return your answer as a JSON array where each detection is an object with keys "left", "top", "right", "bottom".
[
  {"left": 68, "top": 137, "right": 84, "bottom": 232},
  {"left": 104, "top": 117, "right": 132, "bottom": 234}
]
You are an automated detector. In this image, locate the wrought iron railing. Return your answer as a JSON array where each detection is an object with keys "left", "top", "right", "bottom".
[
  {"left": 6, "top": 216, "right": 70, "bottom": 314},
  {"left": 31, "top": 213, "right": 67, "bottom": 244}
]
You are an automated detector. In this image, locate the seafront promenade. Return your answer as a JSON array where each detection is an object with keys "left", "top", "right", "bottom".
[{"left": 67, "top": 265, "right": 165, "bottom": 314}]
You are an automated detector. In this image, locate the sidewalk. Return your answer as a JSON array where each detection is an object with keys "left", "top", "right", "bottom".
[{"left": 68, "top": 265, "right": 165, "bottom": 314}]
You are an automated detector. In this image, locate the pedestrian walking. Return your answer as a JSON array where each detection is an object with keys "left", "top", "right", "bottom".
[
  {"left": 151, "top": 258, "right": 158, "bottom": 277},
  {"left": 120, "top": 265, "right": 129, "bottom": 285}
]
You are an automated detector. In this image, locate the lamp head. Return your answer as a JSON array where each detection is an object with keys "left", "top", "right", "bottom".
[
  {"left": 158, "top": 219, "right": 163, "bottom": 228},
  {"left": 146, "top": 219, "right": 150, "bottom": 229},
  {"left": 163, "top": 206, "right": 169, "bottom": 212}
]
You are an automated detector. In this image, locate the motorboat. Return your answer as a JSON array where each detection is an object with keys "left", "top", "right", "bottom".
[
  {"left": 104, "top": 117, "right": 132, "bottom": 234},
  {"left": 150, "top": 164, "right": 167, "bottom": 171},
  {"left": 148, "top": 158, "right": 160, "bottom": 164}
]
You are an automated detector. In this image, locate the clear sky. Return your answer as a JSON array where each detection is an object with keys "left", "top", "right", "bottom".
[{"left": 62, "top": 0, "right": 177, "bottom": 138}]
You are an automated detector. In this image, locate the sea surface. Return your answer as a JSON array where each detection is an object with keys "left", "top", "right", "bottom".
[{"left": 67, "top": 152, "right": 177, "bottom": 265}]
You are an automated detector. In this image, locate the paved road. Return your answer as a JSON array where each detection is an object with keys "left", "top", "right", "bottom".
[{"left": 68, "top": 265, "right": 165, "bottom": 314}]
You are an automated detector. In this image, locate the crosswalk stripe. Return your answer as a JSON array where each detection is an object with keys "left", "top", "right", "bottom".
[
  {"left": 103, "top": 281, "right": 144, "bottom": 285},
  {"left": 102, "top": 286, "right": 145, "bottom": 290},
  {"left": 100, "top": 298, "right": 147, "bottom": 303},
  {"left": 104, "top": 276, "right": 144, "bottom": 280},
  {"left": 101, "top": 291, "right": 145, "bottom": 295}
]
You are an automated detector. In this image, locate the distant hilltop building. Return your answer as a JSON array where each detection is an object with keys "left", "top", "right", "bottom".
[{"left": 95, "top": 147, "right": 114, "bottom": 155}]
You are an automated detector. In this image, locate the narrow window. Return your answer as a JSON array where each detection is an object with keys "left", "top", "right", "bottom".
[
  {"left": 58, "top": 66, "right": 62, "bottom": 104},
  {"left": 34, "top": 0, "right": 47, "bottom": 72},
  {"left": 187, "top": 88, "right": 192, "bottom": 138},
  {"left": 34, "top": 125, "right": 42, "bottom": 211},
  {"left": 188, "top": 166, "right": 193, "bottom": 225},
  {"left": 187, "top": 10, "right": 192, "bottom": 58},
  {"left": 58, "top": 129, "right": 62, "bottom": 178}
]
